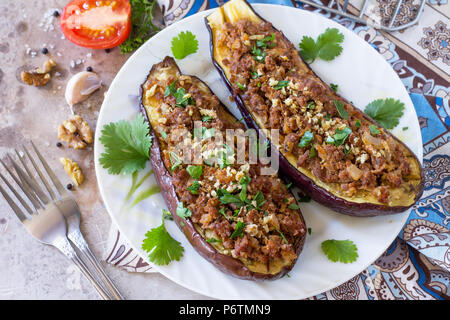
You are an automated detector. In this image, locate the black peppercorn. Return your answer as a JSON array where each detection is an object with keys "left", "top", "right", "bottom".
[
  {"left": 53, "top": 10, "right": 60, "bottom": 17},
  {"left": 56, "top": 142, "right": 62, "bottom": 148},
  {"left": 86, "top": 66, "right": 93, "bottom": 72},
  {"left": 41, "top": 47, "right": 48, "bottom": 54},
  {"left": 66, "top": 183, "right": 73, "bottom": 190}
]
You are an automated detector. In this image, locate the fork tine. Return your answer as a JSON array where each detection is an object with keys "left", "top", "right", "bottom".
[
  {"left": 0, "top": 158, "right": 43, "bottom": 210},
  {"left": 21, "top": 146, "right": 57, "bottom": 201},
  {"left": 0, "top": 172, "right": 34, "bottom": 215},
  {"left": 0, "top": 183, "right": 28, "bottom": 222},
  {"left": 14, "top": 150, "right": 34, "bottom": 181},
  {"left": 7, "top": 153, "right": 50, "bottom": 205},
  {"left": 30, "top": 141, "right": 66, "bottom": 195}
]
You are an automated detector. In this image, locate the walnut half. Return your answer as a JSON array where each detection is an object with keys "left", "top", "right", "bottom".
[
  {"left": 21, "top": 59, "right": 56, "bottom": 86},
  {"left": 58, "top": 115, "right": 93, "bottom": 149},
  {"left": 60, "top": 157, "right": 84, "bottom": 186}
]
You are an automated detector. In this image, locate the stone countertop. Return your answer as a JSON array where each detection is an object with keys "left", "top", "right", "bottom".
[{"left": 0, "top": 0, "right": 207, "bottom": 300}]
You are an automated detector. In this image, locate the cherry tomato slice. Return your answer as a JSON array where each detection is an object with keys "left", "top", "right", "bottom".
[{"left": 60, "top": 0, "right": 131, "bottom": 49}]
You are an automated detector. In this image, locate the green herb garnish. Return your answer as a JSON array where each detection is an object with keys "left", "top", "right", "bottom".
[
  {"left": 334, "top": 100, "right": 348, "bottom": 119},
  {"left": 171, "top": 31, "right": 199, "bottom": 60},
  {"left": 332, "top": 126, "right": 352, "bottom": 146},
  {"left": 299, "top": 28, "right": 344, "bottom": 63},
  {"left": 99, "top": 114, "right": 152, "bottom": 175},
  {"left": 364, "top": 98, "right": 405, "bottom": 130},
  {"left": 298, "top": 130, "right": 314, "bottom": 148},
  {"left": 330, "top": 83, "right": 339, "bottom": 92},
  {"left": 274, "top": 80, "right": 289, "bottom": 90},
  {"left": 369, "top": 124, "right": 381, "bottom": 135},
  {"left": 230, "top": 221, "right": 246, "bottom": 239},
  {"left": 169, "top": 151, "right": 182, "bottom": 171},
  {"left": 176, "top": 202, "right": 192, "bottom": 220},
  {"left": 119, "top": 0, "right": 159, "bottom": 54},
  {"left": 141, "top": 210, "right": 184, "bottom": 266},
  {"left": 321, "top": 239, "right": 358, "bottom": 263}
]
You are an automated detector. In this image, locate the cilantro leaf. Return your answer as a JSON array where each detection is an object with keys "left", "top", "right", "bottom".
[
  {"left": 99, "top": 114, "right": 152, "bottom": 175},
  {"left": 288, "top": 203, "right": 300, "bottom": 210},
  {"left": 334, "top": 100, "right": 348, "bottom": 119},
  {"left": 141, "top": 211, "right": 184, "bottom": 266},
  {"left": 299, "top": 28, "right": 344, "bottom": 63},
  {"left": 176, "top": 202, "right": 192, "bottom": 220},
  {"left": 321, "top": 239, "right": 358, "bottom": 263},
  {"left": 186, "top": 165, "right": 203, "bottom": 180},
  {"left": 298, "top": 36, "right": 317, "bottom": 63},
  {"left": 230, "top": 221, "right": 246, "bottom": 239},
  {"left": 169, "top": 152, "right": 182, "bottom": 171},
  {"left": 171, "top": 31, "right": 199, "bottom": 60},
  {"left": 369, "top": 124, "right": 381, "bottom": 135},
  {"left": 298, "top": 130, "right": 314, "bottom": 148},
  {"left": 119, "top": 0, "right": 160, "bottom": 54},
  {"left": 330, "top": 83, "right": 339, "bottom": 92},
  {"left": 332, "top": 126, "right": 352, "bottom": 146},
  {"left": 187, "top": 180, "right": 201, "bottom": 195},
  {"left": 274, "top": 80, "right": 289, "bottom": 90},
  {"left": 364, "top": 98, "right": 405, "bottom": 130}
]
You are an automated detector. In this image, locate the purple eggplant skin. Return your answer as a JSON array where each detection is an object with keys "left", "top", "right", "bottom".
[
  {"left": 139, "top": 56, "right": 306, "bottom": 280},
  {"left": 204, "top": 0, "right": 424, "bottom": 217}
]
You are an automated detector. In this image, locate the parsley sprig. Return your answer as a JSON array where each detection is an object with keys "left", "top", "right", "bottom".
[
  {"left": 364, "top": 98, "right": 405, "bottom": 130},
  {"left": 171, "top": 31, "right": 199, "bottom": 60},
  {"left": 119, "top": 0, "right": 160, "bottom": 54},
  {"left": 321, "top": 239, "right": 358, "bottom": 263},
  {"left": 165, "top": 82, "right": 195, "bottom": 108},
  {"left": 141, "top": 210, "right": 184, "bottom": 266},
  {"left": 99, "top": 114, "right": 152, "bottom": 175},
  {"left": 299, "top": 28, "right": 344, "bottom": 63}
]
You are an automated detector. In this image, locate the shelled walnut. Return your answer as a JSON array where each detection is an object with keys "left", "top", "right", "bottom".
[
  {"left": 21, "top": 59, "right": 56, "bottom": 86},
  {"left": 57, "top": 115, "right": 93, "bottom": 149},
  {"left": 60, "top": 157, "right": 84, "bottom": 186}
]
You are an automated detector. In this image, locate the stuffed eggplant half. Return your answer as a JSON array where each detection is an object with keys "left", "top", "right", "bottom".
[
  {"left": 140, "top": 57, "right": 307, "bottom": 280},
  {"left": 205, "top": 0, "right": 424, "bottom": 216}
]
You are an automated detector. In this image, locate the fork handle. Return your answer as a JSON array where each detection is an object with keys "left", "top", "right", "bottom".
[
  {"left": 70, "top": 254, "right": 112, "bottom": 300},
  {"left": 81, "top": 245, "right": 125, "bottom": 300},
  {"left": 69, "top": 230, "right": 124, "bottom": 300},
  {"left": 54, "top": 237, "right": 112, "bottom": 300}
]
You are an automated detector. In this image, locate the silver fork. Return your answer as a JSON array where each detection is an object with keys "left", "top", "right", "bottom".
[
  {"left": 0, "top": 155, "right": 111, "bottom": 299},
  {"left": 0, "top": 142, "right": 123, "bottom": 300}
]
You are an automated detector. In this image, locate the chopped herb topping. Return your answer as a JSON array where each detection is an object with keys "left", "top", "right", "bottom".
[
  {"left": 369, "top": 124, "right": 381, "bottom": 135},
  {"left": 230, "top": 221, "right": 246, "bottom": 239},
  {"left": 334, "top": 100, "right": 348, "bottom": 119},
  {"left": 176, "top": 202, "right": 192, "bottom": 220},
  {"left": 330, "top": 83, "right": 339, "bottom": 92},
  {"left": 235, "top": 81, "right": 246, "bottom": 90},
  {"left": 274, "top": 80, "right": 289, "bottom": 90},
  {"left": 187, "top": 180, "right": 200, "bottom": 195},
  {"left": 298, "top": 130, "right": 314, "bottom": 148},
  {"left": 186, "top": 165, "right": 203, "bottom": 180},
  {"left": 332, "top": 126, "right": 352, "bottom": 146},
  {"left": 169, "top": 151, "right": 182, "bottom": 171}
]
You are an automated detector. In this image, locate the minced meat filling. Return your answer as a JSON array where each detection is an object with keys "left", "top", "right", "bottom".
[
  {"left": 144, "top": 72, "right": 305, "bottom": 267},
  {"left": 218, "top": 19, "right": 413, "bottom": 204}
]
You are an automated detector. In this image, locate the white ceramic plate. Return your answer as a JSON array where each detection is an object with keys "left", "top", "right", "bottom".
[{"left": 94, "top": 4, "right": 422, "bottom": 300}]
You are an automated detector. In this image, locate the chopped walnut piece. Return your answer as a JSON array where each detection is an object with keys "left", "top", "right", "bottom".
[
  {"left": 60, "top": 158, "right": 84, "bottom": 186},
  {"left": 58, "top": 115, "right": 93, "bottom": 149},
  {"left": 21, "top": 59, "right": 56, "bottom": 86}
]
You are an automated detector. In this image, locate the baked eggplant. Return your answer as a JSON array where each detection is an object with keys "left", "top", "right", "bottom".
[
  {"left": 205, "top": 0, "right": 424, "bottom": 216},
  {"left": 140, "top": 56, "right": 307, "bottom": 280}
]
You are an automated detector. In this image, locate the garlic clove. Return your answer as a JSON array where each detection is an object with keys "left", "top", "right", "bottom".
[{"left": 65, "top": 71, "right": 102, "bottom": 106}]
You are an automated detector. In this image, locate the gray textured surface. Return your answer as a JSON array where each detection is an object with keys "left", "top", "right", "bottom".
[{"left": 0, "top": 0, "right": 207, "bottom": 300}]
